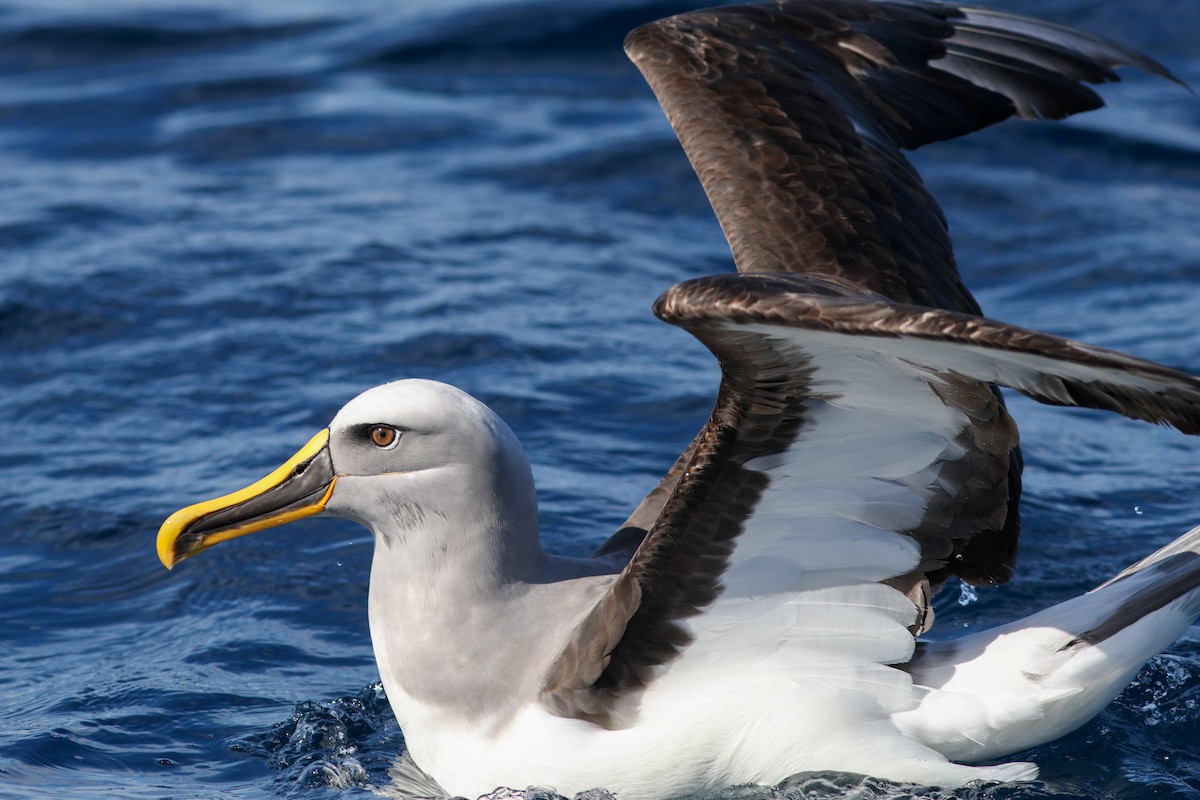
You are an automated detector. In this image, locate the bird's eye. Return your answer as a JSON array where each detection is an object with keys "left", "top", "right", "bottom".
[{"left": 368, "top": 425, "right": 399, "bottom": 449}]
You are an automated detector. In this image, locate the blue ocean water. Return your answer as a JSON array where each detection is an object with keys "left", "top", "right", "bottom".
[{"left": 3, "top": 0, "right": 1200, "bottom": 797}]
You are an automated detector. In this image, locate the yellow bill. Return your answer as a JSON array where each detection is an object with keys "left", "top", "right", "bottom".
[{"left": 157, "top": 428, "right": 337, "bottom": 569}]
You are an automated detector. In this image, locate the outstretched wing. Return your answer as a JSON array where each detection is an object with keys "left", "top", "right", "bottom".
[
  {"left": 604, "top": 0, "right": 1176, "bottom": 586},
  {"left": 544, "top": 273, "right": 1200, "bottom": 726},
  {"left": 623, "top": 0, "right": 1173, "bottom": 307}
]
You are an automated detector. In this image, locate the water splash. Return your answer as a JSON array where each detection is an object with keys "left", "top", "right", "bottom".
[
  {"left": 230, "top": 682, "right": 400, "bottom": 792},
  {"left": 957, "top": 580, "right": 979, "bottom": 608}
]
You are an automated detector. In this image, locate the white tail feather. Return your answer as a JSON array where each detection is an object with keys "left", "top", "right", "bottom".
[{"left": 895, "top": 525, "right": 1200, "bottom": 761}]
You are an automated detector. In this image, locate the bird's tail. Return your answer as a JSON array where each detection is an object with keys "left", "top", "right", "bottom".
[{"left": 895, "top": 524, "right": 1200, "bottom": 762}]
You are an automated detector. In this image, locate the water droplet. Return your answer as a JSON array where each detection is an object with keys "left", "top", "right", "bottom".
[
  {"left": 336, "top": 561, "right": 343, "bottom": 567},
  {"left": 1135, "top": 505, "right": 1144, "bottom": 515}
]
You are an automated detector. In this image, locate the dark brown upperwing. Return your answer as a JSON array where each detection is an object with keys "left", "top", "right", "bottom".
[{"left": 624, "top": 0, "right": 1174, "bottom": 307}]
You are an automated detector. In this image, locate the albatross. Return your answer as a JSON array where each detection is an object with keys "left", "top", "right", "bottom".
[{"left": 157, "top": 1, "right": 1200, "bottom": 796}]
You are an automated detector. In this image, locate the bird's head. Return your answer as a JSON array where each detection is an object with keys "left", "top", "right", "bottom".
[{"left": 156, "top": 379, "right": 534, "bottom": 569}]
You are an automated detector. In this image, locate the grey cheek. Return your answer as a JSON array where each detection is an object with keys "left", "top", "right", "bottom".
[{"left": 384, "top": 498, "right": 427, "bottom": 532}]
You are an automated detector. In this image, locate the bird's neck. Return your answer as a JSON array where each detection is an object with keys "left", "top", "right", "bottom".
[
  {"left": 368, "top": 536, "right": 617, "bottom": 744},
  {"left": 358, "top": 443, "right": 623, "bottom": 745},
  {"left": 361, "top": 458, "right": 545, "bottom": 719},
  {"left": 364, "top": 484, "right": 621, "bottom": 748}
]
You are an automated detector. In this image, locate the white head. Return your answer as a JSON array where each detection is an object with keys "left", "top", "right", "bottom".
[
  {"left": 327, "top": 380, "right": 540, "bottom": 559},
  {"left": 157, "top": 379, "right": 542, "bottom": 582}
]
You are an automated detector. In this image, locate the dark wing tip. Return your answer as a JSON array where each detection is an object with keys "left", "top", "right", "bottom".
[{"left": 957, "top": 6, "right": 1188, "bottom": 91}]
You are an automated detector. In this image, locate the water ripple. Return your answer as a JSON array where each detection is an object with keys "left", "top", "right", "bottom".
[{"left": 3, "top": 0, "right": 1200, "bottom": 798}]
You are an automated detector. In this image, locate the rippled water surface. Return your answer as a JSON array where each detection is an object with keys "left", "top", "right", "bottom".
[{"left": 4, "top": 0, "right": 1200, "bottom": 798}]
